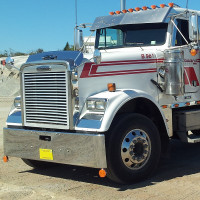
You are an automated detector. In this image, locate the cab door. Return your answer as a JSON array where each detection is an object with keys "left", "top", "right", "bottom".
[{"left": 173, "top": 18, "right": 200, "bottom": 93}]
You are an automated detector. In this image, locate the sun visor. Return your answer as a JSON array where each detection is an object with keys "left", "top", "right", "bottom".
[{"left": 91, "top": 7, "right": 175, "bottom": 30}]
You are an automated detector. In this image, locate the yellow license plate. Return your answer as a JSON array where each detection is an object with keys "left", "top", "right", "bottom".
[{"left": 39, "top": 149, "right": 53, "bottom": 160}]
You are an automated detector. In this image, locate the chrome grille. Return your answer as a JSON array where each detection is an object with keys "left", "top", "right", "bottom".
[{"left": 23, "top": 71, "right": 69, "bottom": 129}]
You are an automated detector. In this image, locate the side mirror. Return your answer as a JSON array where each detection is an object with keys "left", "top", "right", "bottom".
[
  {"left": 75, "top": 29, "right": 83, "bottom": 50},
  {"left": 93, "top": 49, "right": 101, "bottom": 64},
  {"left": 189, "top": 14, "right": 198, "bottom": 42},
  {"left": 5, "top": 57, "right": 14, "bottom": 70}
]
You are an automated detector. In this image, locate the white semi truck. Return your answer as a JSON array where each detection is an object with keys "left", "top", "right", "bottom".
[{"left": 3, "top": 3, "right": 200, "bottom": 184}]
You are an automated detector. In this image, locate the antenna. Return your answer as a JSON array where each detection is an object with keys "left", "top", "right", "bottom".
[
  {"left": 75, "top": 0, "right": 78, "bottom": 28},
  {"left": 186, "top": 0, "right": 189, "bottom": 10}
]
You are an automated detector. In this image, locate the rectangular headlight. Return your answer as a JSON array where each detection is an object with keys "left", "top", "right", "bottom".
[
  {"left": 14, "top": 96, "right": 21, "bottom": 109},
  {"left": 86, "top": 99, "right": 107, "bottom": 111},
  {"left": 87, "top": 100, "right": 96, "bottom": 110}
]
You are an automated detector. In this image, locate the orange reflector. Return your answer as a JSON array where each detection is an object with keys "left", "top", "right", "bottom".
[
  {"left": 122, "top": 9, "right": 127, "bottom": 13},
  {"left": 128, "top": 8, "right": 134, "bottom": 12},
  {"left": 168, "top": 3, "right": 174, "bottom": 7},
  {"left": 142, "top": 6, "right": 147, "bottom": 10},
  {"left": 109, "top": 12, "right": 115, "bottom": 15},
  {"left": 160, "top": 4, "right": 165, "bottom": 8},
  {"left": 107, "top": 83, "right": 116, "bottom": 92},
  {"left": 99, "top": 169, "right": 107, "bottom": 178},
  {"left": 185, "top": 102, "right": 190, "bottom": 106},
  {"left": 116, "top": 10, "right": 121, "bottom": 14},
  {"left": 3, "top": 156, "right": 8, "bottom": 163},
  {"left": 190, "top": 49, "right": 197, "bottom": 56},
  {"left": 135, "top": 7, "right": 140, "bottom": 11},
  {"left": 196, "top": 101, "right": 200, "bottom": 105},
  {"left": 151, "top": 5, "right": 156, "bottom": 9},
  {"left": 174, "top": 104, "right": 179, "bottom": 108},
  {"left": 162, "top": 105, "right": 168, "bottom": 109}
]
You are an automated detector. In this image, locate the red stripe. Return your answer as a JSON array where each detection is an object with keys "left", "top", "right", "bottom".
[{"left": 80, "top": 59, "right": 160, "bottom": 78}]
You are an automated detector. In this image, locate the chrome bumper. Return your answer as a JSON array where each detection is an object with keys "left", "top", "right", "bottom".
[{"left": 3, "top": 128, "right": 107, "bottom": 168}]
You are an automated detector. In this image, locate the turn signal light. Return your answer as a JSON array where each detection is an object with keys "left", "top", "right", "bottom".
[
  {"left": 151, "top": 5, "right": 156, "bottom": 9},
  {"left": 107, "top": 83, "right": 116, "bottom": 92},
  {"left": 190, "top": 49, "right": 197, "bottom": 56},
  {"left": 128, "top": 8, "right": 134, "bottom": 12},
  {"left": 116, "top": 10, "right": 121, "bottom": 14},
  {"left": 135, "top": 7, "right": 140, "bottom": 11},
  {"left": 99, "top": 169, "right": 107, "bottom": 178},
  {"left": 168, "top": 3, "right": 174, "bottom": 7},
  {"left": 3, "top": 156, "right": 8, "bottom": 163},
  {"left": 109, "top": 12, "right": 115, "bottom": 15}
]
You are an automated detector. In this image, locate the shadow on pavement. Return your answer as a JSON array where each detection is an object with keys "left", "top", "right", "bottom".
[{"left": 19, "top": 139, "right": 200, "bottom": 190}]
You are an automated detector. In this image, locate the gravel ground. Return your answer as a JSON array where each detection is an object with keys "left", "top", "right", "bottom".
[{"left": 1, "top": 98, "right": 200, "bottom": 200}]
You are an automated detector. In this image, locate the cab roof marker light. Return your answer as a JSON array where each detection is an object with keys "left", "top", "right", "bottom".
[
  {"left": 160, "top": 4, "right": 166, "bottom": 8},
  {"left": 162, "top": 105, "right": 168, "bottom": 109},
  {"left": 128, "top": 8, "right": 134, "bottom": 12},
  {"left": 122, "top": 9, "right": 127, "bottom": 13},
  {"left": 174, "top": 104, "right": 179, "bottom": 108},
  {"left": 196, "top": 101, "right": 200, "bottom": 105},
  {"left": 168, "top": 3, "right": 174, "bottom": 7},
  {"left": 116, "top": 10, "right": 121, "bottom": 14},
  {"left": 109, "top": 12, "right": 115, "bottom": 15},
  {"left": 185, "top": 102, "right": 190, "bottom": 106},
  {"left": 135, "top": 7, "right": 140, "bottom": 11},
  {"left": 151, "top": 5, "right": 157, "bottom": 9},
  {"left": 142, "top": 6, "right": 148, "bottom": 10}
]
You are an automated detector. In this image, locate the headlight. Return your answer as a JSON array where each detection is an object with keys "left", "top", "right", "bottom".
[
  {"left": 14, "top": 96, "right": 21, "bottom": 109},
  {"left": 86, "top": 99, "right": 107, "bottom": 111}
]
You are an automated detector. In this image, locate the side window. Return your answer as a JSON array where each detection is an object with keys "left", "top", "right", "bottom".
[{"left": 175, "top": 19, "right": 191, "bottom": 46}]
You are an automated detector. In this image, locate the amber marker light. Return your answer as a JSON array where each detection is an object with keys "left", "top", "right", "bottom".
[
  {"left": 107, "top": 83, "right": 116, "bottom": 92},
  {"left": 168, "top": 3, "right": 174, "bottom": 7},
  {"left": 160, "top": 4, "right": 165, "bottom": 8},
  {"left": 174, "top": 104, "right": 179, "bottom": 108},
  {"left": 128, "top": 8, "right": 134, "bottom": 12},
  {"left": 135, "top": 7, "right": 140, "bottom": 11},
  {"left": 185, "top": 102, "right": 190, "bottom": 106},
  {"left": 151, "top": 5, "right": 157, "bottom": 9},
  {"left": 99, "top": 169, "right": 107, "bottom": 178},
  {"left": 196, "top": 101, "right": 200, "bottom": 105},
  {"left": 3, "top": 156, "right": 8, "bottom": 163},
  {"left": 122, "top": 9, "right": 127, "bottom": 13},
  {"left": 109, "top": 12, "right": 115, "bottom": 15},
  {"left": 142, "top": 6, "right": 147, "bottom": 10},
  {"left": 162, "top": 105, "right": 168, "bottom": 109},
  {"left": 190, "top": 49, "right": 197, "bottom": 56},
  {"left": 116, "top": 10, "right": 121, "bottom": 14}
]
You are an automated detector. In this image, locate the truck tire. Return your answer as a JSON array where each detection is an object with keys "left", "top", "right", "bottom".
[
  {"left": 22, "top": 159, "right": 55, "bottom": 169},
  {"left": 106, "top": 113, "right": 161, "bottom": 184}
]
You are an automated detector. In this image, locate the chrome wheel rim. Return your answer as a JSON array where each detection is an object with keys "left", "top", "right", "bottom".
[{"left": 121, "top": 129, "right": 151, "bottom": 170}]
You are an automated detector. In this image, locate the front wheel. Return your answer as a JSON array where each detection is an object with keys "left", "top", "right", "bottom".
[{"left": 106, "top": 114, "right": 161, "bottom": 184}]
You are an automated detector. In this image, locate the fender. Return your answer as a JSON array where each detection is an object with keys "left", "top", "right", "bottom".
[{"left": 76, "top": 89, "right": 170, "bottom": 136}]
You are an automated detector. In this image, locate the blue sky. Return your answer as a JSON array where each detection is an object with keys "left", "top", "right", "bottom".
[{"left": 1, "top": 0, "right": 199, "bottom": 54}]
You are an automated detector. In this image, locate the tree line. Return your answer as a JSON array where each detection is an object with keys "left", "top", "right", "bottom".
[{"left": 0, "top": 42, "right": 74, "bottom": 58}]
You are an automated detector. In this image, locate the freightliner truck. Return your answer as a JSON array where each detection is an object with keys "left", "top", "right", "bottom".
[{"left": 3, "top": 3, "right": 200, "bottom": 184}]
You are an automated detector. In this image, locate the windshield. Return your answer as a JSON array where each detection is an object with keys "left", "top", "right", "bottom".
[{"left": 96, "top": 23, "right": 168, "bottom": 49}]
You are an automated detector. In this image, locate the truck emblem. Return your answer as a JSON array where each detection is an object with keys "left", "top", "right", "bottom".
[{"left": 36, "top": 66, "right": 51, "bottom": 71}]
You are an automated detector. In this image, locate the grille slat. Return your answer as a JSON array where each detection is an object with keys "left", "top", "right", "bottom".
[{"left": 24, "top": 70, "right": 69, "bottom": 128}]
